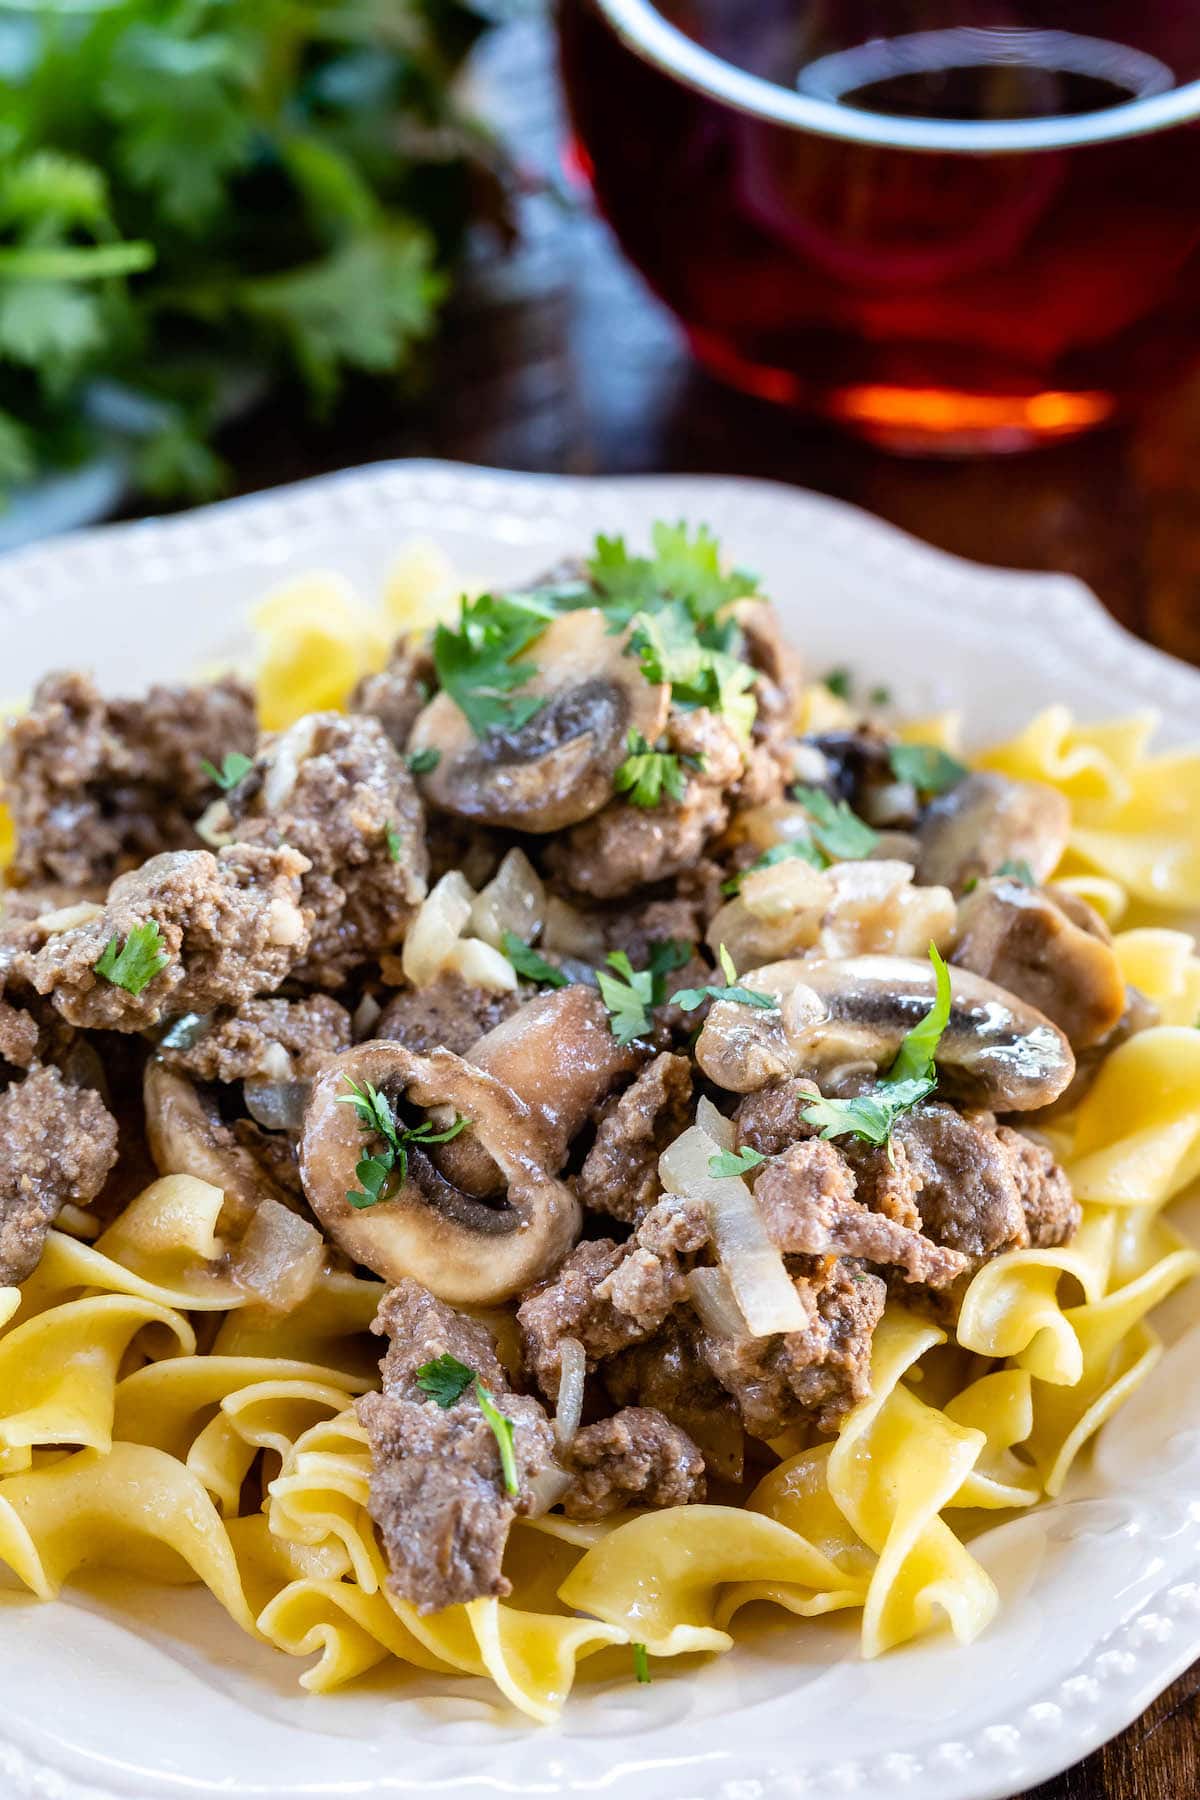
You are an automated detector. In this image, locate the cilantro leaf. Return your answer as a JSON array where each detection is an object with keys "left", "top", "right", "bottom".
[
  {"left": 93, "top": 919, "right": 170, "bottom": 996},
  {"left": 791, "top": 785, "right": 879, "bottom": 861},
  {"left": 337, "top": 1075, "right": 468, "bottom": 1205},
  {"left": 501, "top": 932, "right": 569, "bottom": 989},
  {"left": 200, "top": 751, "right": 253, "bottom": 792},
  {"left": 597, "top": 950, "right": 656, "bottom": 1046},
  {"left": 997, "top": 858, "right": 1036, "bottom": 887},
  {"left": 670, "top": 944, "right": 777, "bottom": 1014},
  {"left": 721, "top": 838, "right": 826, "bottom": 895},
  {"left": 417, "top": 1353, "right": 475, "bottom": 1409},
  {"left": 886, "top": 944, "right": 953, "bottom": 1085},
  {"left": 614, "top": 731, "right": 693, "bottom": 809},
  {"left": 632, "top": 1642, "right": 651, "bottom": 1684},
  {"left": 475, "top": 1381, "right": 520, "bottom": 1497},
  {"left": 708, "top": 1145, "right": 768, "bottom": 1179},
  {"left": 406, "top": 747, "right": 441, "bottom": 775},
  {"left": 432, "top": 589, "right": 556, "bottom": 739},
  {"left": 888, "top": 743, "right": 968, "bottom": 795}
]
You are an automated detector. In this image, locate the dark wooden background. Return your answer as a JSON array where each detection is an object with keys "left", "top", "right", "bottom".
[{"left": 210, "top": 15, "right": 1200, "bottom": 1796}]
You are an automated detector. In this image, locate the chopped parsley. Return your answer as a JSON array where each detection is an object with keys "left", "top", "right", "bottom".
[
  {"left": 501, "top": 932, "right": 570, "bottom": 989},
  {"left": 800, "top": 944, "right": 952, "bottom": 1150},
  {"left": 597, "top": 940, "right": 692, "bottom": 1045},
  {"left": 415, "top": 1353, "right": 520, "bottom": 1497},
  {"left": 791, "top": 785, "right": 878, "bottom": 861},
  {"left": 93, "top": 919, "right": 170, "bottom": 996},
  {"left": 823, "top": 666, "right": 853, "bottom": 700},
  {"left": 337, "top": 1076, "right": 468, "bottom": 1208},
  {"left": 707, "top": 1144, "right": 768, "bottom": 1179},
  {"left": 632, "top": 1641, "right": 651, "bottom": 1684},
  {"left": 406, "top": 747, "right": 441, "bottom": 775},
  {"left": 670, "top": 944, "right": 777, "bottom": 1014},
  {"left": 614, "top": 730, "right": 703, "bottom": 809},
  {"left": 385, "top": 823, "right": 404, "bottom": 863},
  {"left": 869, "top": 685, "right": 893, "bottom": 707},
  {"left": 431, "top": 589, "right": 558, "bottom": 738},
  {"left": 888, "top": 743, "right": 968, "bottom": 795},
  {"left": 588, "top": 521, "right": 757, "bottom": 631},
  {"left": 720, "top": 837, "right": 825, "bottom": 896},
  {"left": 199, "top": 751, "right": 254, "bottom": 791},
  {"left": 627, "top": 602, "right": 757, "bottom": 741},
  {"left": 997, "top": 858, "right": 1036, "bottom": 887}
]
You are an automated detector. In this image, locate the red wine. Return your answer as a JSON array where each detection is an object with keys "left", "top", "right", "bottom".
[{"left": 558, "top": 4, "right": 1200, "bottom": 449}]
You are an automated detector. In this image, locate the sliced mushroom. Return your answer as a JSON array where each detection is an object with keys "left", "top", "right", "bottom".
[
  {"left": 695, "top": 954, "right": 1075, "bottom": 1112},
  {"left": 407, "top": 609, "right": 669, "bottom": 832},
  {"left": 952, "top": 877, "right": 1127, "bottom": 1049},
  {"left": 435, "top": 985, "right": 640, "bottom": 1195},
  {"left": 299, "top": 1041, "right": 582, "bottom": 1304},
  {"left": 915, "top": 772, "right": 1070, "bottom": 893}
]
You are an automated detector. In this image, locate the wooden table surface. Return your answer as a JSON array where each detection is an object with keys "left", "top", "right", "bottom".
[{"left": 209, "top": 16, "right": 1200, "bottom": 1797}]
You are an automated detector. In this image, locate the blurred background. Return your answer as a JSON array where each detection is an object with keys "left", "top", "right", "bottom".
[{"left": 3, "top": 1, "right": 1200, "bottom": 667}]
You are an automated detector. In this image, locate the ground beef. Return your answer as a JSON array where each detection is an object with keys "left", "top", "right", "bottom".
[
  {"left": 734, "top": 1078, "right": 821, "bottom": 1157},
  {"left": 702, "top": 1261, "right": 887, "bottom": 1437},
  {"left": 374, "top": 975, "right": 519, "bottom": 1055},
  {"left": 222, "top": 713, "right": 428, "bottom": 983},
  {"left": 518, "top": 1193, "right": 708, "bottom": 1399},
  {"left": 737, "top": 598, "right": 805, "bottom": 733},
  {"left": 17, "top": 844, "right": 311, "bottom": 1031},
  {"left": 0, "top": 1064, "right": 118, "bottom": 1284},
  {"left": 160, "top": 994, "right": 352, "bottom": 1083},
  {"left": 357, "top": 1280, "right": 560, "bottom": 1613},
  {"left": 1, "top": 672, "right": 256, "bottom": 890},
  {"left": 895, "top": 1103, "right": 1078, "bottom": 1262},
  {"left": 604, "top": 1314, "right": 743, "bottom": 1479},
  {"left": 350, "top": 637, "right": 435, "bottom": 752},
  {"left": 563, "top": 1407, "right": 705, "bottom": 1518},
  {"left": 753, "top": 1141, "right": 968, "bottom": 1288},
  {"left": 547, "top": 709, "right": 745, "bottom": 901},
  {"left": 601, "top": 897, "right": 704, "bottom": 968},
  {"left": 576, "top": 1052, "right": 692, "bottom": 1223},
  {"left": 0, "top": 994, "right": 37, "bottom": 1069}
]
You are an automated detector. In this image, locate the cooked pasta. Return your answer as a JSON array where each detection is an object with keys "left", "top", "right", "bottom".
[{"left": 0, "top": 524, "right": 1197, "bottom": 1720}]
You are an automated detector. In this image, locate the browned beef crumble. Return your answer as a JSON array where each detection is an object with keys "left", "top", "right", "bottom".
[
  {"left": 734, "top": 1078, "right": 822, "bottom": 1158},
  {"left": 350, "top": 637, "right": 435, "bottom": 753},
  {"left": 895, "top": 1103, "right": 1078, "bottom": 1263},
  {"left": 17, "top": 845, "right": 312, "bottom": 1031},
  {"left": 604, "top": 1315, "right": 744, "bottom": 1480},
  {"left": 374, "top": 974, "right": 519, "bottom": 1056},
  {"left": 576, "top": 1052, "right": 693, "bottom": 1223},
  {"left": 221, "top": 713, "right": 428, "bottom": 984},
  {"left": 160, "top": 994, "right": 352, "bottom": 1083},
  {"left": 563, "top": 1407, "right": 706, "bottom": 1518},
  {"left": 356, "top": 1280, "right": 561, "bottom": 1613},
  {"left": 0, "top": 1064, "right": 119, "bottom": 1284},
  {"left": 1, "top": 672, "right": 256, "bottom": 890}
]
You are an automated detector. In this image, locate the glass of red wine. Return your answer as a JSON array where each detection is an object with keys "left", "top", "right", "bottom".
[{"left": 557, "top": 1, "right": 1200, "bottom": 451}]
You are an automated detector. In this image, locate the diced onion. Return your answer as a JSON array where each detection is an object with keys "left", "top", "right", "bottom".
[
  {"left": 402, "top": 870, "right": 474, "bottom": 986},
  {"left": 243, "top": 1079, "right": 310, "bottom": 1133},
  {"left": 553, "top": 1336, "right": 587, "bottom": 1449},
  {"left": 470, "top": 848, "right": 545, "bottom": 951},
  {"left": 526, "top": 1465, "right": 572, "bottom": 1517},
  {"left": 34, "top": 901, "right": 103, "bottom": 935},
  {"left": 660, "top": 1118, "right": 807, "bottom": 1338},
  {"left": 232, "top": 1198, "right": 324, "bottom": 1313},
  {"left": 353, "top": 992, "right": 382, "bottom": 1038},
  {"left": 688, "top": 1266, "right": 747, "bottom": 1340},
  {"left": 445, "top": 936, "right": 519, "bottom": 994},
  {"left": 542, "top": 895, "right": 607, "bottom": 958},
  {"left": 695, "top": 1095, "right": 734, "bottom": 1149},
  {"left": 263, "top": 716, "right": 318, "bottom": 811}
]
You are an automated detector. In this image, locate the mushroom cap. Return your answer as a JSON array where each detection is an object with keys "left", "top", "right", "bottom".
[
  {"left": 299, "top": 1041, "right": 582, "bottom": 1304},
  {"left": 409, "top": 610, "right": 669, "bottom": 833},
  {"left": 143, "top": 1059, "right": 290, "bottom": 1231},
  {"left": 695, "top": 953, "right": 1076, "bottom": 1112},
  {"left": 915, "top": 772, "right": 1070, "bottom": 893}
]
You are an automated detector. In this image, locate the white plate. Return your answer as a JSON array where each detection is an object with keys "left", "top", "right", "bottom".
[{"left": 3, "top": 461, "right": 1200, "bottom": 1800}]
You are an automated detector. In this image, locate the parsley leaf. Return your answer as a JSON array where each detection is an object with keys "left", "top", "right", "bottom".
[
  {"left": 708, "top": 1145, "right": 768, "bottom": 1179},
  {"left": 337, "top": 1076, "right": 468, "bottom": 1207},
  {"left": 417, "top": 1353, "right": 475, "bottom": 1409},
  {"left": 501, "top": 932, "right": 569, "bottom": 989},
  {"left": 93, "top": 919, "right": 170, "bottom": 996},
  {"left": 475, "top": 1381, "right": 520, "bottom": 1497},
  {"left": 888, "top": 743, "right": 968, "bottom": 795},
  {"left": 670, "top": 944, "right": 778, "bottom": 1014},
  {"left": 614, "top": 730, "right": 696, "bottom": 809},
  {"left": 415, "top": 1356, "right": 520, "bottom": 1497},
  {"left": 869, "top": 685, "right": 893, "bottom": 707},
  {"left": 627, "top": 601, "right": 757, "bottom": 740},
  {"left": 588, "top": 521, "right": 757, "bottom": 630},
  {"left": 632, "top": 1642, "right": 651, "bottom": 1684},
  {"left": 647, "top": 939, "right": 694, "bottom": 987},
  {"left": 791, "top": 785, "right": 879, "bottom": 861},
  {"left": 385, "top": 824, "right": 404, "bottom": 863},
  {"left": 823, "top": 667, "right": 853, "bottom": 700},
  {"left": 886, "top": 943, "right": 953, "bottom": 1085},
  {"left": 406, "top": 747, "right": 441, "bottom": 775},
  {"left": 432, "top": 589, "right": 557, "bottom": 739},
  {"left": 720, "top": 838, "right": 826, "bottom": 896},
  {"left": 997, "top": 858, "right": 1036, "bottom": 887},
  {"left": 200, "top": 751, "right": 253, "bottom": 792},
  {"left": 597, "top": 951, "right": 657, "bottom": 1047}
]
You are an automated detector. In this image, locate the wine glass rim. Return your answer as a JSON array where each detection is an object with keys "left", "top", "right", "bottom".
[{"left": 589, "top": 0, "right": 1200, "bottom": 151}]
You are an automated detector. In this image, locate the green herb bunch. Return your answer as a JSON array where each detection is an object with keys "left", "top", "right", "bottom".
[{"left": 0, "top": 0, "right": 499, "bottom": 501}]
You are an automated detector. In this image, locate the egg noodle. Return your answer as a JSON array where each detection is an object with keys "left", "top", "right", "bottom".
[{"left": 1, "top": 546, "right": 1198, "bottom": 1719}]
